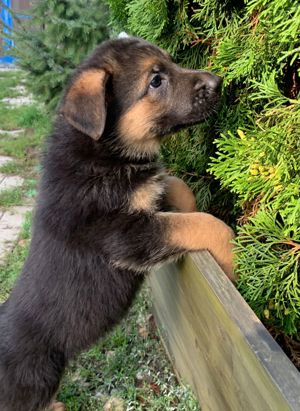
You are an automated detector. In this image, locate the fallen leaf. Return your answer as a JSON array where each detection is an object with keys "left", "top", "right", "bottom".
[
  {"left": 138, "top": 326, "right": 148, "bottom": 339},
  {"left": 150, "top": 382, "right": 161, "bottom": 395}
]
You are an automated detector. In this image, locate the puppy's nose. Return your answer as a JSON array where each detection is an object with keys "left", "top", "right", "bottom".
[{"left": 194, "top": 72, "right": 223, "bottom": 92}]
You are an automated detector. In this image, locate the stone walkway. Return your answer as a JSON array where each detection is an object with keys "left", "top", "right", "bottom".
[
  {"left": 0, "top": 155, "right": 31, "bottom": 264},
  {"left": 2, "top": 96, "right": 34, "bottom": 107},
  {"left": 0, "top": 172, "right": 23, "bottom": 191},
  {"left": 0, "top": 69, "right": 34, "bottom": 264},
  {"left": 0, "top": 205, "right": 32, "bottom": 264},
  {"left": 0, "top": 129, "right": 24, "bottom": 136}
]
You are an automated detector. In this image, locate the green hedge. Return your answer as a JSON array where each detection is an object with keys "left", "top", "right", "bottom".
[{"left": 108, "top": 0, "right": 300, "bottom": 337}]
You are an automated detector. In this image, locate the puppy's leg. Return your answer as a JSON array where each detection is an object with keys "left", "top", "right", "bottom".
[
  {"left": 164, "top": 176, "right": 197, "bottom": 212},
  {"left": 0, "top": 345, "right": 65, "bottom": 411},
  {"left": 161, "top": 181, "right": 236, "bottom": 278},
  {"left": 158, "top": 212, "right": 235, "bottom": 279},
  {"left": 104, "top": 211, "right": 235, "bottom": 279}
]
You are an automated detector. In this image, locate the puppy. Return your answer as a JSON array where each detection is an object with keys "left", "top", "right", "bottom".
[{"left": 0, "top": 37, "right": 234, "bottom": 411}]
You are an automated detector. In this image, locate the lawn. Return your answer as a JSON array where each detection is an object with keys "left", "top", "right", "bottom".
[{"left": 0, "top": 70, "right": 201, "bottom": 410}]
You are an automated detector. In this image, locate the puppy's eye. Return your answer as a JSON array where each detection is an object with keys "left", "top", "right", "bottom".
[{"left": 150, "top": 74, "right": 162, "bottom": 88}]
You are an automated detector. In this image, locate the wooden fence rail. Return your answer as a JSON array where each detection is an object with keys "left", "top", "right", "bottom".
[{"left": 149, "top": 251, "right": 300, "bottom": 411}]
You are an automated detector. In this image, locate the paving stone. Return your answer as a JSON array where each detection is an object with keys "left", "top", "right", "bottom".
[
  {"left": 1, "top": 96, "right": 34, "bottom": 107},
  {"left": 0, "top": 174, "right": 24, "bottom": 191},
  {"left": 0, "top": 66, "right": 19, "bottom": 72},
  {"left": 0, "top": 206, "right": 32, "bottom": 264},
  {"left": 0, "top": 73, "right": 33, "bottom": 265},
  {"left": 0, "top": 156, "right": 13, "bottom": 167},
  {"left": 10, "top": 85, "right": 27, "bottom": 95},
  {"left": 0, "top": 129, "right": 24, "bottom": 136}
]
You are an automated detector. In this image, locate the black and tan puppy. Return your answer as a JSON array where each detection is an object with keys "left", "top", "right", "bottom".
[{"left": 0, "top": 37, "right": 234, "bottom": 411}]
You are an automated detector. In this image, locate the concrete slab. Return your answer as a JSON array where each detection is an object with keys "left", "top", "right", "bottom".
[
  {"left": 1, "top": 96, "right": 34, "bottom": 106},
  {"left": 0, "top": 206, "right": 32, "bottom": 264},
  {"left": 0, "top": 156, "right": 13, "bottom": 167},
  {"left": 0, "top": 174, "right": 24, "bottom": 191},
  {"left": 10, "top": 85, "right": 27, "bottom": 95},
  {"left": 0, "top": 66, "right": 20, "bottom": 72},
  {"left": 0, "top": 129, "right": 24, "bottom": 136}
]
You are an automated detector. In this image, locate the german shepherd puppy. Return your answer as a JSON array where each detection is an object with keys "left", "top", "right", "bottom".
[{"left": 0, "top": 37, "right": 234, "bottom": 411}]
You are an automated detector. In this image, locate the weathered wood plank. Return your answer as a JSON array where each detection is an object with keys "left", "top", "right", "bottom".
[{"left": 148, "top": 251, "right": 300, "bottom": 411}]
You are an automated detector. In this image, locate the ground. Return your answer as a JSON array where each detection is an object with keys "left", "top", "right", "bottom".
[{"left": 0, "top": 69, "right": 201, "bottom": 411}]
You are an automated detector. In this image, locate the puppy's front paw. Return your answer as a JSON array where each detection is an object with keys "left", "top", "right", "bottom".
[{"left": 211, "top": 223, "right": 236, "bottom": 281}]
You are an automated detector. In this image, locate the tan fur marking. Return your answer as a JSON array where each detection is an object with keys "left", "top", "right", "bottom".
[
  {"left": 135, "top": 57, "right": 160, "bottom": 94},
  {"left": 130, "top": 178, "right": 164, "bottom": 212},
  {"left": 158, "top": 212, "right": 235, "bottom": 279},
  {"left": 139, "top": 57, "right": 161, "bottom": 73},
  {"left": 118, "top": 99, "right": 161, "bottom": 157},
  {"left": 119, "top": 99, "right": 155, "bottom": 142},
  {"left": 62, "top": 69, "right": 108, "bottom": 140},
  {"left": 68, "top": 70, "right": 106, "bottom": 99},
  {"left": 117, "top": 56, "right": 171, "bottom": 157}
]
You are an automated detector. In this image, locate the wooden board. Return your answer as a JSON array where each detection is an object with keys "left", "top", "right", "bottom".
[{"left": 148, "top": 251, "right": 300, "bottom": 411}]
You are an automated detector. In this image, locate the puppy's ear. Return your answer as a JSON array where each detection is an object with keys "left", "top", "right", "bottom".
[{"left": 60, "top": 69, "right": 109, "bottom": 140}]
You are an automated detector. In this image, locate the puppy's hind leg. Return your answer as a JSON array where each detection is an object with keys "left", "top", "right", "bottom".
[{"left": 0, "top": 344, "right": 65, "bottom": 411}]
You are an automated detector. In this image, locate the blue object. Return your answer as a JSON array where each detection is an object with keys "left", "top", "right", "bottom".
[{"left": 0, "top": 0, "right": 14, "bottom": 64}]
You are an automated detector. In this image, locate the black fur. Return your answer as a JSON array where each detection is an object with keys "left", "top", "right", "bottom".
[{"left": 0, "top": 37, "right": 222, "bottom": 411}]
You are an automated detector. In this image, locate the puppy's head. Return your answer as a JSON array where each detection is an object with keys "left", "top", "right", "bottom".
[{"left": 60, "top": 37, "right": 222, "bottom": 159}]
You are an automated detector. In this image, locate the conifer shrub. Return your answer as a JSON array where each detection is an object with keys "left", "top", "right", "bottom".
[
  {"left": 108, "top": 0, "right": 300, "bottom": 342},
  {"left": 7, "top": 0, "right": 109, "bottom": 109}
]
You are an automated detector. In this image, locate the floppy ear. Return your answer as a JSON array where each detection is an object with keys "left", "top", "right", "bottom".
[{"left": 60, "top": 69, "right": 109, "bottom": 140}]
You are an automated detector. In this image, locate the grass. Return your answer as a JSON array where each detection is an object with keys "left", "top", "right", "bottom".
[
  {"left": 0, "top": 212, "right": 32, "bottom": 300},
  {"left": 0, "top": 104, "right": 50, "bottom": 157},
  {"left": 0, "top": 160, "right": 31, "bottom": 175},
  {"left": 0, "top": 71, "right": 49, "bottom": 207},
  {"left": 0, "top": 179, "right": 37, "bottom": 208},
  {"left": 0, "top": 70, "right": 201, "bottom": 409},
  {"left": 0, "top": 186, "right": 24, "bottom": 208},
  {"left": 59, "top": 288, "right": 200, "bottom": 410},
  {"left": 0, "top": 70, "right": 25, "bottom": 100}
]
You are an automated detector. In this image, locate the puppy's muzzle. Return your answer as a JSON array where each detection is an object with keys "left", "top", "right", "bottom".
[
  {"left": 188, "top": 71, "right": 222, "bottom": 119},
  {"left": 194, "top": 72, "right": 223, "bottom": 92}
]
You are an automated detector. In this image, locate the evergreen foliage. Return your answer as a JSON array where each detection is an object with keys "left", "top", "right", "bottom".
[
  {"left": 108, "top": 0, "right": 300, "bottom": 338},
  {"left": 7, "top": 0, "right": 109, "bottom": 109}
]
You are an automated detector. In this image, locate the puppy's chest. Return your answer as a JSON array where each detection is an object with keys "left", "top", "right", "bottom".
[{"left": 128, "top": 173, "right": 167, "bottom": 213}]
